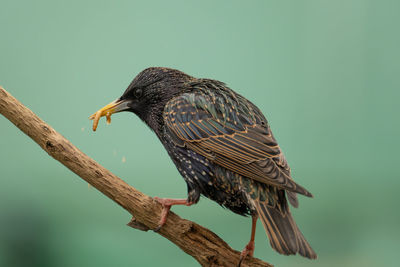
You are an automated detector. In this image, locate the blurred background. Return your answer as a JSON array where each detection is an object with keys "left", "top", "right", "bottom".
[{"left": 0, "top": 0, "right": 399, "bottom": 266}]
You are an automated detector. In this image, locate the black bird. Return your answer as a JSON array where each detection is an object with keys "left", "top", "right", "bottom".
[{"left": 90, "top": 67, "right": 317, "bottom": 263}]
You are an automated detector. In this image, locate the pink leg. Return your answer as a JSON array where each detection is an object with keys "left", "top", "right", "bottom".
[
  {"left": 153, "top": 197, "right": 193, "bottom": 232},
  {"left": 238, "top": 215, "right": 257, "bottom": 266}
]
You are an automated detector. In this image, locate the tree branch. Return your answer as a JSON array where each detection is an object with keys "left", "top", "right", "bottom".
[{"left": 0, "top": 86, "right": 272, "bottom": 267}]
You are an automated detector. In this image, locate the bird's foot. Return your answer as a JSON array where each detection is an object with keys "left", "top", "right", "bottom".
[
  {"left": 153, "top": 197, "right": 192, "bottom": 232},
  {"left": 238, "top": 240, "right": 255, "bottom": 267}
]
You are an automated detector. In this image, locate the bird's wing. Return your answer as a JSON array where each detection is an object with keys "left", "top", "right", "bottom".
[{"left": 163, "top": 91, "right": 312, "bottom": 197}]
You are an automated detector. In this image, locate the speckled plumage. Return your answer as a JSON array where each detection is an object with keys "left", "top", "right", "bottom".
[{"left": 108, "top": 67, "right": 316, "bottom": 259}]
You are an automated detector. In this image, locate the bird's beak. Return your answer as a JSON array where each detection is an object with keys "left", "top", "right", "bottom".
[{"left": 89, "top": 99, "right": 131, "bottom": 131}]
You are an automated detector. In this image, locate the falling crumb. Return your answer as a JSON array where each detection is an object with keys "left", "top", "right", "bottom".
[
  {"left": 88, "top": 183, "right": 92, "bottom": 189},
  {"left": 81, "top": 127, "right": 85, "bottom": 132},
  {"left": 113, "top": 150, "right": 117, "bottom": 156},
  {"left": 122, "top": 156, "right": 126, "bottom": 163}
]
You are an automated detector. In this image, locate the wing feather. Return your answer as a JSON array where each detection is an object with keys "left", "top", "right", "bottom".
[{"left": 164, "top": 90, "right": 312, "bottom": 197}]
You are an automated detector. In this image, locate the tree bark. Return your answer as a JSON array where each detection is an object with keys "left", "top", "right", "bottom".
[{"left": 0, "top": 87, "right": 272, "bottom": 267}]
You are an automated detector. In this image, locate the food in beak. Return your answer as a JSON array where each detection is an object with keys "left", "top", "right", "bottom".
[{"left": 89, "top": 100, "right": 119, "bottom": 131}]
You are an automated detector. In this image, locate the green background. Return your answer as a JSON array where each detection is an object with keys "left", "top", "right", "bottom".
[{"left": 1, "top": 1, "right": 399, "bottom": 266}]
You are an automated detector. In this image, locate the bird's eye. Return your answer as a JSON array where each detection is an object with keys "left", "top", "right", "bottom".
[{"left": 134, "top": 88, "right": 143, "bottom": 99}]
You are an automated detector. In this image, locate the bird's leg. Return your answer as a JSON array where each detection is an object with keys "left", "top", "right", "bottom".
[
  {"left": 153, "top": 197, "right": 193, "bottom": 232},
  {"left": 238, "top": 215, "right": 258, "bottom": 266}
]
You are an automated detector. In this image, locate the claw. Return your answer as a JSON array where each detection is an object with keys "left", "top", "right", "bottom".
[
  {"left": 152, "top": 197, "right": 193, "bottom": 232},
  {"left": 153, "top": 225, "right": 162, "bottom": 232},
  {"left": 238, "top": 241, "right": 255, "bottom": 266}
]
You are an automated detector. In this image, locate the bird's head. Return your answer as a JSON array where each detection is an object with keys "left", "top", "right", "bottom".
[{"left": 89, "top": 67, "right": 193, "bottom": 133}]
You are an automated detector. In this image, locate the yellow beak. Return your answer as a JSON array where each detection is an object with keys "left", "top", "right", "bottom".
[{"left": 89, "top": 99, "right": 130, "bottom": 131}]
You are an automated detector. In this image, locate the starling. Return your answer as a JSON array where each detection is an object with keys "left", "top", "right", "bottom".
[{"left": 89, "top": 67, "right": 317, "bottom": 263}]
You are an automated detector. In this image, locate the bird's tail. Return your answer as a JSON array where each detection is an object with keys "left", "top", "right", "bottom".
[{"left": 254, "top": 201, "right": 317, "bottom": 259}]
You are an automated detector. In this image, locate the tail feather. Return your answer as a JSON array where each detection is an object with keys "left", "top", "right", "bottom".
[
  {"left": 254, "top": 202, "right": 317, "bottom": 259},
  {"left": 287, "top": 191, "right": 299, "bottom": 208}
]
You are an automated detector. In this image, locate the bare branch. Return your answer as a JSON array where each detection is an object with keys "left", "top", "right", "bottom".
[{"left": 0, "top": 87, "right": 272, "bottom": 267}]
